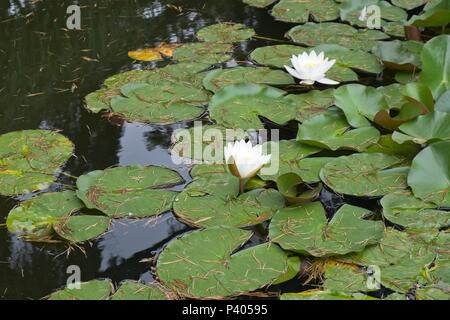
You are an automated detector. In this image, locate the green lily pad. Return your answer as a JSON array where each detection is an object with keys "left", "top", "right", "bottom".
[
  {"left": 381, "top": 191, "right": 450, "bottom": 231},
  {"left": 243, "top": 0, "right": 278, "bottom": 7},
  {"left": 436, "top": 91, "right": 450, "bottom": 113},
  {"left": 340, "top": 0, "right": 407, "bottom": 27},
  {"left": 259, "top": 140, "right": 322, "bottom": 181},
  {"left": 395, "top": 70, "right": 420, "bottom": 84},
  {"left": 76, "top": 165, "right": 183, "bottom": 218},
  {"left": 297, "top": 109, "right": 380, "bottom": 152},
  {"left": 408, "top": 141, "right": 450, "bottom": 207},
  {"left": 203, "top": 67, "right": 294, "bottom": 93},
  {"left": 408, "top": 0, "right": 450, "bottom": 28},
  {"left": 209, "top": 83, "right": 296, "bottom": 130},
  {"left": 382, "top": 21, "right": 406, "bottom": 38},
  {"left": 112, "top": 280, "right": 173, "bottom": 300},
  {"left": 281, "top": 290, "right": 376, "bottom": 300},
  {"left": 6, "top": 191, "right": 84, "bottom": 240},
  {"left": 157, "top": 227, "right": 289, "bottom": 298},
  {"left": 393, "top": 111, "right": 450, "bottom": 145},
  {"left": 284, "top": 89, "right": 336, "bottom": 122},
  {"left": 296, "top": 157, "right": 335, "bottom": 183},
  {"left": 372, "top": 40, "right": 423, "bottom": 71},
  {"left": 0, "top": 130, "right": 74, "bottom": 196},
  {"left": 173, "top": 165, "right": 285, "bottom": 228},
  {"left": 392, "top": 0, "right": 427, "bottom": 10},
  {"left": 323, "top": 261, "right": 374, "bottom": 293},
  {"left": 276, "top": 173, "right": 322, "bottom": 205},
  {"left": 269, "top": 202, "right": 384, "bottom": 257},
  {"left": 170, "top": 124, "right": 251, "bottom": 163},
  {"left": 109, "top": 82, "right": 208, "bottom": 124},
  {"left": 54, "top": 215, "right": 110, "bottom": 243},
  {"left": 319, "top": 153, "right": 409, "bottom": 197},
  {"left": 341, "top": 228, "right": 437, "bottom": 292},
  {"left": 145, "top": 62, "right": 209, "bottom": 89},
  {"left": 251, "top": 44, "right": 383, "bottom": 78},
  {"left": 173, "top": 42, "right": 233, "bottom": 64},
  {"left": 197, "top": 23, "right": 255, "bottom": 43},
  {"left": 366, "top": 134, "right": 421, "bottom": 160},
  {"left": 272, "top": 255, "right": 302, "bottom": 285},
  {"left": 270, "top": 0, "right": 340, "bottom": 23},
  {"left": 420, "top": 35, "right": 450, "bottom": 99},
  {"left": 416, "top": 287, "right": 450, "bottom": 300},
  {"left": 48, "top": 279, "right": 113, "bottom": 300},
  {"left": 287, "top": 22, "right": 389, "bottom": 51}
]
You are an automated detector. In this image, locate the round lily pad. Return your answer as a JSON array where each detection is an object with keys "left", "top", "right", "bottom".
[
  {"left": 392, "top": 0, "right": 427, "bottom": 10},
  {"left": 203, "top": 67, "right": 294, "bottom": 93},
  {"left": 243, "top": 0, "right": 278, "bottom": 8},
  {"left": 0, "top": 130, "right": 74, "bottom": 196},
  {"left": 270, "top": 0, "right": 340, "bottom": 23},
  {"left": 48, "top": 279, "right": 113, "bottom": 300},
  {"left": 319, "top": 153, "right": 409, "bottom": 197},
  {"left": 372, "top": 40, "right": 423, "bottom": 71},
  {"left": 197, "top": 23, "right": 255, "bottom": 43},
  {"left": 381, "top": 191, "right": 450, "bottom": 231},
  {"left": 408, "top": 1, "right": 450, "bottom": 28},
  {"left": 340, "top": 0, "right": 407, "bottom": 27},
  {"left": 76, "top": 165, "right": 184, "bottom": 218},
  {"left": 269, "top": 202, "right": 384, "bottom": 257},
  {"left": 173, "top": 42, "right": 233, "bottom": 64},
  {"left": 393, "top": 111, "right": 450, "bottom": 145},
  {"left": 6, "top": 191, "right": 84, "bottom": 240},
  {"left": 109, "top": 82, "right": 208, "bottom": 125},
  {"left": 209, "top": 83, "right": 296, "bottom": 130},
  {"left": 323, "top": 261, "right": 375, "bottom": 293},
  {"left": 111, "top": 280, "right": 173, "bottom": 300},
  {"left": 287, "top": 22, "right": 389, "bottom": 52},
  {"left": 408, "top": 141, "right": 450, "bottom": 207},
  {"left": 296, "top": 157, "right": 335, "bottom": 184},
  {"left": 259, "top": 140, "right": 322, "bottom": 181},
  {"left": 297, "top": 109, "right": 381, "bottom": 152},
  {"left": 54, "top": 215, "right": 110, "bottom": 243},
  {"left": 281, "top": 290, "right": 376, "bottom": 300},
  {"left": 157, "top": 226, "right": 289, "bottom": 298},
  {"left": 173, "top": 165, "right": 285, "bottom": 228},
  {"left": 284, "top": 89, "right": 336, "bottom": 122}
]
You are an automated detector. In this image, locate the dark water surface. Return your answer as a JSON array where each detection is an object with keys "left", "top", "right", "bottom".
[{"left": 0, "top": 0, "right": 304, "bottom": 299}]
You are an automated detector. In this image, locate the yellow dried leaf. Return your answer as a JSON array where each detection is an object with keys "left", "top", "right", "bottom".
[
  {"left": 157, "top": 43, "right": 178, "bottom": 57},
  {"left": 128, "top": 48, "right": 163, "bottom": 62}
]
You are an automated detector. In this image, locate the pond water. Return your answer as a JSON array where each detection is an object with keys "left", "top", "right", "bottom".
[{"left": 0, "top": 0, "right": 304, "bottom": 300}]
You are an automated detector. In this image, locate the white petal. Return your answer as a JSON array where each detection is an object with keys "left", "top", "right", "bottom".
[
  {"left": 316, "top": 77, "right": 339, "bottom": 85},
  {"left": 300, "top": 79, "right": 315, "bottom": 85},
  {"left": 284, "top": 65, "right": 304, "bottom": 80}
]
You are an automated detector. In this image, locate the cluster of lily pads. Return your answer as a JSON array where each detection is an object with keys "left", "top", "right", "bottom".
[{"left": 2, "top": 0, "right": 449, "bottom": 300}]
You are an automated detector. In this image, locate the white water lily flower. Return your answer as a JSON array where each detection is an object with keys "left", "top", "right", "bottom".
[
  {"left": 224, "top": 140, "right": 271, "bottom": 179},
  {"left": 284, "top": 51, "right": 339, "bottom": 85},
  {"left": 359, "top": 6, "right": 367, "bottom": 21}
]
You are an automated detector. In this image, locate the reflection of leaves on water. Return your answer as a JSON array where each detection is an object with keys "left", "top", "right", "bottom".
[{"left": 143, "top": 126, "right": 175, "bottom": 151}]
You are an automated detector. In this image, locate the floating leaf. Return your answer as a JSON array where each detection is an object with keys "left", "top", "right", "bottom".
[
  {"left": 48, "top": 279, "right": 113, "bottom": 300},
  {"left": 420, "top": 35, "right": 450, "bottom": 99},
  {"left": 202, "top": 67, "right": 294, "bottom": 93},
  {"left": 366, "top": 134, "right": 421, "bottom": 160},
  {"left": 297, "top": 109, "right": 380, "bottom": 152},
  {"left": 197, "top": 23, "right": 255, "bottom": 43},
  {"left": 109, "top": 82, "right": 208, "bottom": 124},
  {"left": 54, "top": 215, "right": 110, "bottom": 243},
  {"left": 395, "top": 70, "right": 420, "bottom": 84},
  {"left": 243, "top": 0, "right": 278, "bottom": 7},
  {"left": 285, "top": 89, "right": 336, "bottom": 122},
  {"left": 436, "top": 91, "right": 450, "bottom": 113},
  {"left": 319, "top": 153, "right": 409, "bottom": 197},
  {"left": 128, "top": 48, "right": 162, "bottom": 62},
  {"left": 251, "top": 44, "right": 383, "bottom": 80},
  {"left": 276, "top": 173, "right": 322, "bottom": 205},
  {"left": 6, "top": 191, "right": 84, "bottom": 240},
  {"left": 392, "top": 0, "right": 427, "bottom": 10},
  {"left": 323, "top": 261, "right": 374, "bottom": 293},
  {"left": 281, "top": 290, "right": 376, "bottom": 300},
  {"left": 416, "top": 287, "right": 450, "bottom": 300},
  {"left": 372, "top": 40, "right": 423, "bottom": 71},
  {"left": 270, "top": 0, "right": 340, "bottom": 23},
  {"left": 296, "top": 157, "right": 335, "bottom": 184},
  {"left": 408, "top": 141, "right": 450, "bottom": 207},
  {"left": 112, "top": 280, "right": 173, "bottom": 300},
  {"left": 269, "top": 202, "right": 384, "bottom": 257},
  {"left": 76, "top": 166, "right": 183, "bottom": 218},
  {"left": 157, "top": 227, "right": 289, "bottom": 298},
  {"left": 209, "top": 83, "right": 296, "bottom": 130},
  {"left": 0, "top": 130, "right": 74, "bottom": 196},
  {"left": 287, "top": 22, "right": 389, "bottom": 51},
  {"left": 173, "top": 42, "right": 233, "bottom": 64},
  {"left": 173, "top": 165, "right": 284, "bottom": 228},
  {"left": 381, "top": 191, "right": 450, "bottom": 231},
  {"left": 393, "top": 111, "right": 450, "bottom": 145},
  {"left": 340, "top": 0, "right": 407, "bottom": 27},
  {"left": 382, "top": 21, "right": 406, "bottom": 38},
  {"left": 259, "top": 140, "right": 322, "bottom": 181},
  {"left": 408, "top": 0, "right": 450, "bottom": 28}
]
